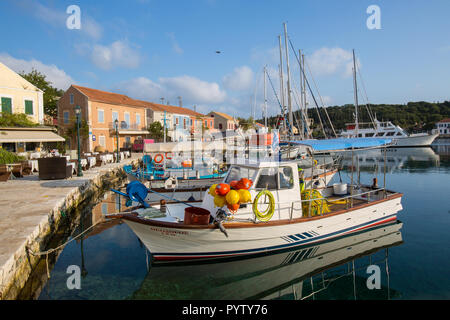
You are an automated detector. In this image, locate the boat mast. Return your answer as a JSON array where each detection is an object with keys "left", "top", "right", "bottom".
[
  {"left": 352, "top": 49, "right": 359, "bottom": 138},
  {"left": 278, "top": 35, "right": 286, "bottom": 135},
  {"left": 299, "top": 49, "right": 304, "bottom": 140},
  {"left": 284, "top": 22, "right": 293, "bottom": 139},
  {"left": 302, "top": 52, "right": 309, "bottom": 139},
  {"left": 264, "top": 65, "right": 268, "bottom": 129}
]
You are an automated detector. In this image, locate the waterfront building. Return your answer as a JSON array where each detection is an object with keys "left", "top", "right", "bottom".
[
  {"left": 207, "top": 111, "right": 238, "bottom": 132},
  {"left": 58, "top": 85, "right": 149, "bottom": 153},
  {"left": 0, "top": 62, "right": 45, "bottom": 125},
  {"left": 0, "top": 62, "right": 65, "bottom": 153},
  {"left": 434, "top": 118, "right": 450, "bottom": 136},
  {"left": 58, "top": 85, "right": 215, "bottom": 151}
]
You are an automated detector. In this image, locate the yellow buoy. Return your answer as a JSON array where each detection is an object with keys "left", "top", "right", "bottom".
[
  {"left": 238, "top": 189, "right": 252, "bottom": 203},
  {"left": 209, "top": 184, "right": 218, "bottom": 196},
  {"left": 214, "top": 195, "right": 226, "bottom": 208},
  {"left": 225, "top": 190, "right": 240, "bottom": 205}
]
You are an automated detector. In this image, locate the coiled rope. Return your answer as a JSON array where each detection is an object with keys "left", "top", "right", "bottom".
[{"left": 253, "top": 190, "right": 275, "bottom": 222}]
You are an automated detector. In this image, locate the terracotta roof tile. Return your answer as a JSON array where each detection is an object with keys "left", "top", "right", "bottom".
[
  {"left": 208, "top": 111, "right": 234, "bottom": 121},
  {"left": 72, "top": 85, "right": 206, "bottom": 116}
]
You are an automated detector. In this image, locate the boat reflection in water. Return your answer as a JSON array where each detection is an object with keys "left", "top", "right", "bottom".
[
  {"left": 131, "top": 220, "right": 403, "bottom": 300},
  {"left": 339, "top": 147, "right": 440, "bottom": 173}
]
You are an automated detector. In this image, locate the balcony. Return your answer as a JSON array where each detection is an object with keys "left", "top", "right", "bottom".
[{"left": 109, "top": 121, "right": 149, "bottom": 134}]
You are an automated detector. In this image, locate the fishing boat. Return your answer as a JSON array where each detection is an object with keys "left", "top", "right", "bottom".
[
  {"left": 131, "top": 220, "right": 403, "bottom": 299},
  {"left": 109, "top": 138, "right": 402, "bottom": 262}
]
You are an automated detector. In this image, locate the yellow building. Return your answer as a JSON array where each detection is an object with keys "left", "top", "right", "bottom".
[{"left": 0, "top": 61, "right": 44, "bottom": 124}]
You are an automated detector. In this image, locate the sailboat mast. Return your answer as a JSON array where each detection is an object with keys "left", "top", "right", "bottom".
[
  {"left": 283, "top": 22, "right": 293, "bottom": 138},
  {"left": 302, "top": 53, "right": 309, "bottom": 138},
  {"left": 264, "top": 65, "right": 267, "bottom": 128},
  {"left": 352, "top": 49, "right": 359, "bottom": 137},
  {"left": 278, "top": 35, "right": 286, "bottom": 134},
  {"left": 298, "top": 49, "right": 304, "bottom": 140}
]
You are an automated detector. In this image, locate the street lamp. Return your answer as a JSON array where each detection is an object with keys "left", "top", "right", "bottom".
[
  {"left": 75, "top": 105, "right": 83, "bottom": 177},
  {"left": 115, "top": 119, "right": 119, "bottom": 163}
]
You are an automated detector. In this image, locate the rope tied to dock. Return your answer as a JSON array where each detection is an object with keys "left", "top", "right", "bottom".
[{"left": 27, "top": 220, "right": 104, "bottom": 279}]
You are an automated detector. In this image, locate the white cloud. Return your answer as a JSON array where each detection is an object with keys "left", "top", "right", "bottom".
[
  {"left": 114, "top": 75, "right": 226, "bottom": 105},
  {"left": 115, "top": 77, "right": 163, "bottom": 100},
  {"left": 306, "top": 47, "right": 358, "bottom": 78},
  {"left": 160, "top": 76, "right": 227, "bottom": 104},
  {"left": 90, "top": 41, "right": 141, "bottom": 70},
  {"left": 0, "top": 53, "right": 75, "bottom": 90},
  {"left": 167, "top": 32, "right": 183, "bottom": 55},
  {"left": 222, "top": 66, "right": 254, "bottom": 91}
]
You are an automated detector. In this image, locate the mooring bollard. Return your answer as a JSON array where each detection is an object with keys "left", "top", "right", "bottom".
[{"left": 160, "top": 199, "right": 166, "bottom": 213}]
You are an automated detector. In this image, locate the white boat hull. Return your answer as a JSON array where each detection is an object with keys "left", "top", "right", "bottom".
[
  {"left": 123, "top": 194, "right": 402, "bottom": 262},
  {"left": 393, "top": 133, "right": 438, "bottom": 147}
]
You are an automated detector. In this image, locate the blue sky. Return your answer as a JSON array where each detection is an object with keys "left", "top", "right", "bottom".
[{"left": 1, "top": 0, "right": 450, "bottom": 118}]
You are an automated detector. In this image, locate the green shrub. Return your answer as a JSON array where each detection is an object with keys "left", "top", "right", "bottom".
[
  {"left": 0, "top": 112, "right": 39, "bottom": 127},
  {"left": 0, "top": 149, "right": 25, "bottom": 164}
]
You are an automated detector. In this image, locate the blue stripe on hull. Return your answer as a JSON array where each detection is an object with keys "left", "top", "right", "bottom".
[{"left": 152, "top": 214, "right": 398, "bottom": 261}]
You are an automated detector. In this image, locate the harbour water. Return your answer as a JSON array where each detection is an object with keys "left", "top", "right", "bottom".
[{"left": 31, "top": 144, "right": 450, "bottom": 300}]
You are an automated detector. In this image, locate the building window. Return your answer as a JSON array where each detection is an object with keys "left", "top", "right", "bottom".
[
  {"left": 70, "top": 94, "right": 74, "bottom": 104},
  {"left": 219, "top": 123, "right": 223, "bottom": 130},
  {"left": 98, "top": 109, "right": 104, "bottom": 123},
  {"left": 205, "top": 120, "right": 207, "bottom": 127},
  {"left": 25, "top": 100, "right": 33, "bottom": 115},
  {"left": 99, "top": 135, "right": 106, "bottom": 147},
  {"left": 183, "top": 118, "right": 186, "bottom": 129},
  {"left": 136, "top": 113, "right": 141, "bottom": 126},
  {"left": 112, "top": 111, "right": 118, "bottom": 123},
  {"left": 1, "top": 97, "right": 12, "bottom": 114},
  {"left": 210, "top": 120, "right": 213, "bottom": 127},
  {"left": 63, "top": 111, "right": 69, "bottom": 124},
  {"left": 124, "top": 113, "right": 130, "bottom": 127}
]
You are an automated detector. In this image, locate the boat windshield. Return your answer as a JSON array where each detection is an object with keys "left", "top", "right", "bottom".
[{"left": 225, "top": 166, "right": 258, "bottom": 184}]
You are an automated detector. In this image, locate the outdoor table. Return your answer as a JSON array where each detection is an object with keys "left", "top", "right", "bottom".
[
  {"left": 123, "top": 151, "right": 130, "bottom": 158},
  {"left": 80, "top": 159, "right": 88, "bottom": 169},
  {"left": 105, "top": 154, "right": 114, "bottom": 163},
  {"left": 30, "top": 152, "right": 41, "bottom": 159},
  {"left": 88, "top": 156, "right": 97, "bottom": 167},
  {"left": 28, "top": 160, "right": 39, "bottom": 172}
]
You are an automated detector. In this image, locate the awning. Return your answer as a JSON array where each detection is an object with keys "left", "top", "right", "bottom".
[
  {"left": 280, "top": 138, "right": 393, "bottom": 153},
  {"left": 0, "top": 129, "right": 65, "bottom": 143}
]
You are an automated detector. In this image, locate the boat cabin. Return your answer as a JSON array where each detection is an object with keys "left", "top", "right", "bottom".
[{"left": 341, "top": 120, "right": 408, "bottom": 138}]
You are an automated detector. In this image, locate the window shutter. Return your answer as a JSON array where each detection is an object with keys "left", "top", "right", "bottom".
[{"left": 25, "top": 100, "right": 33, "bottom": 115}]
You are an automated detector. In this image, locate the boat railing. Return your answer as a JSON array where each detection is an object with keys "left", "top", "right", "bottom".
[{"left": 268, "top": 187, "right": 389, "bottom": 220}]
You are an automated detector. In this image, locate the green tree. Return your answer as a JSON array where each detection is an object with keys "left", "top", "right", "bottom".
[
  {"left": 148, "top": 121, "right": 170, "bottom": 141},
  {"left": 19, "top": 69, "right": 64, "bottom": 118},
  {"left": 237, "top": 116, "right": 255, "bottom": 131},
  {"left": 0, "top": 113, "right": 39, "bottom": 127}
]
